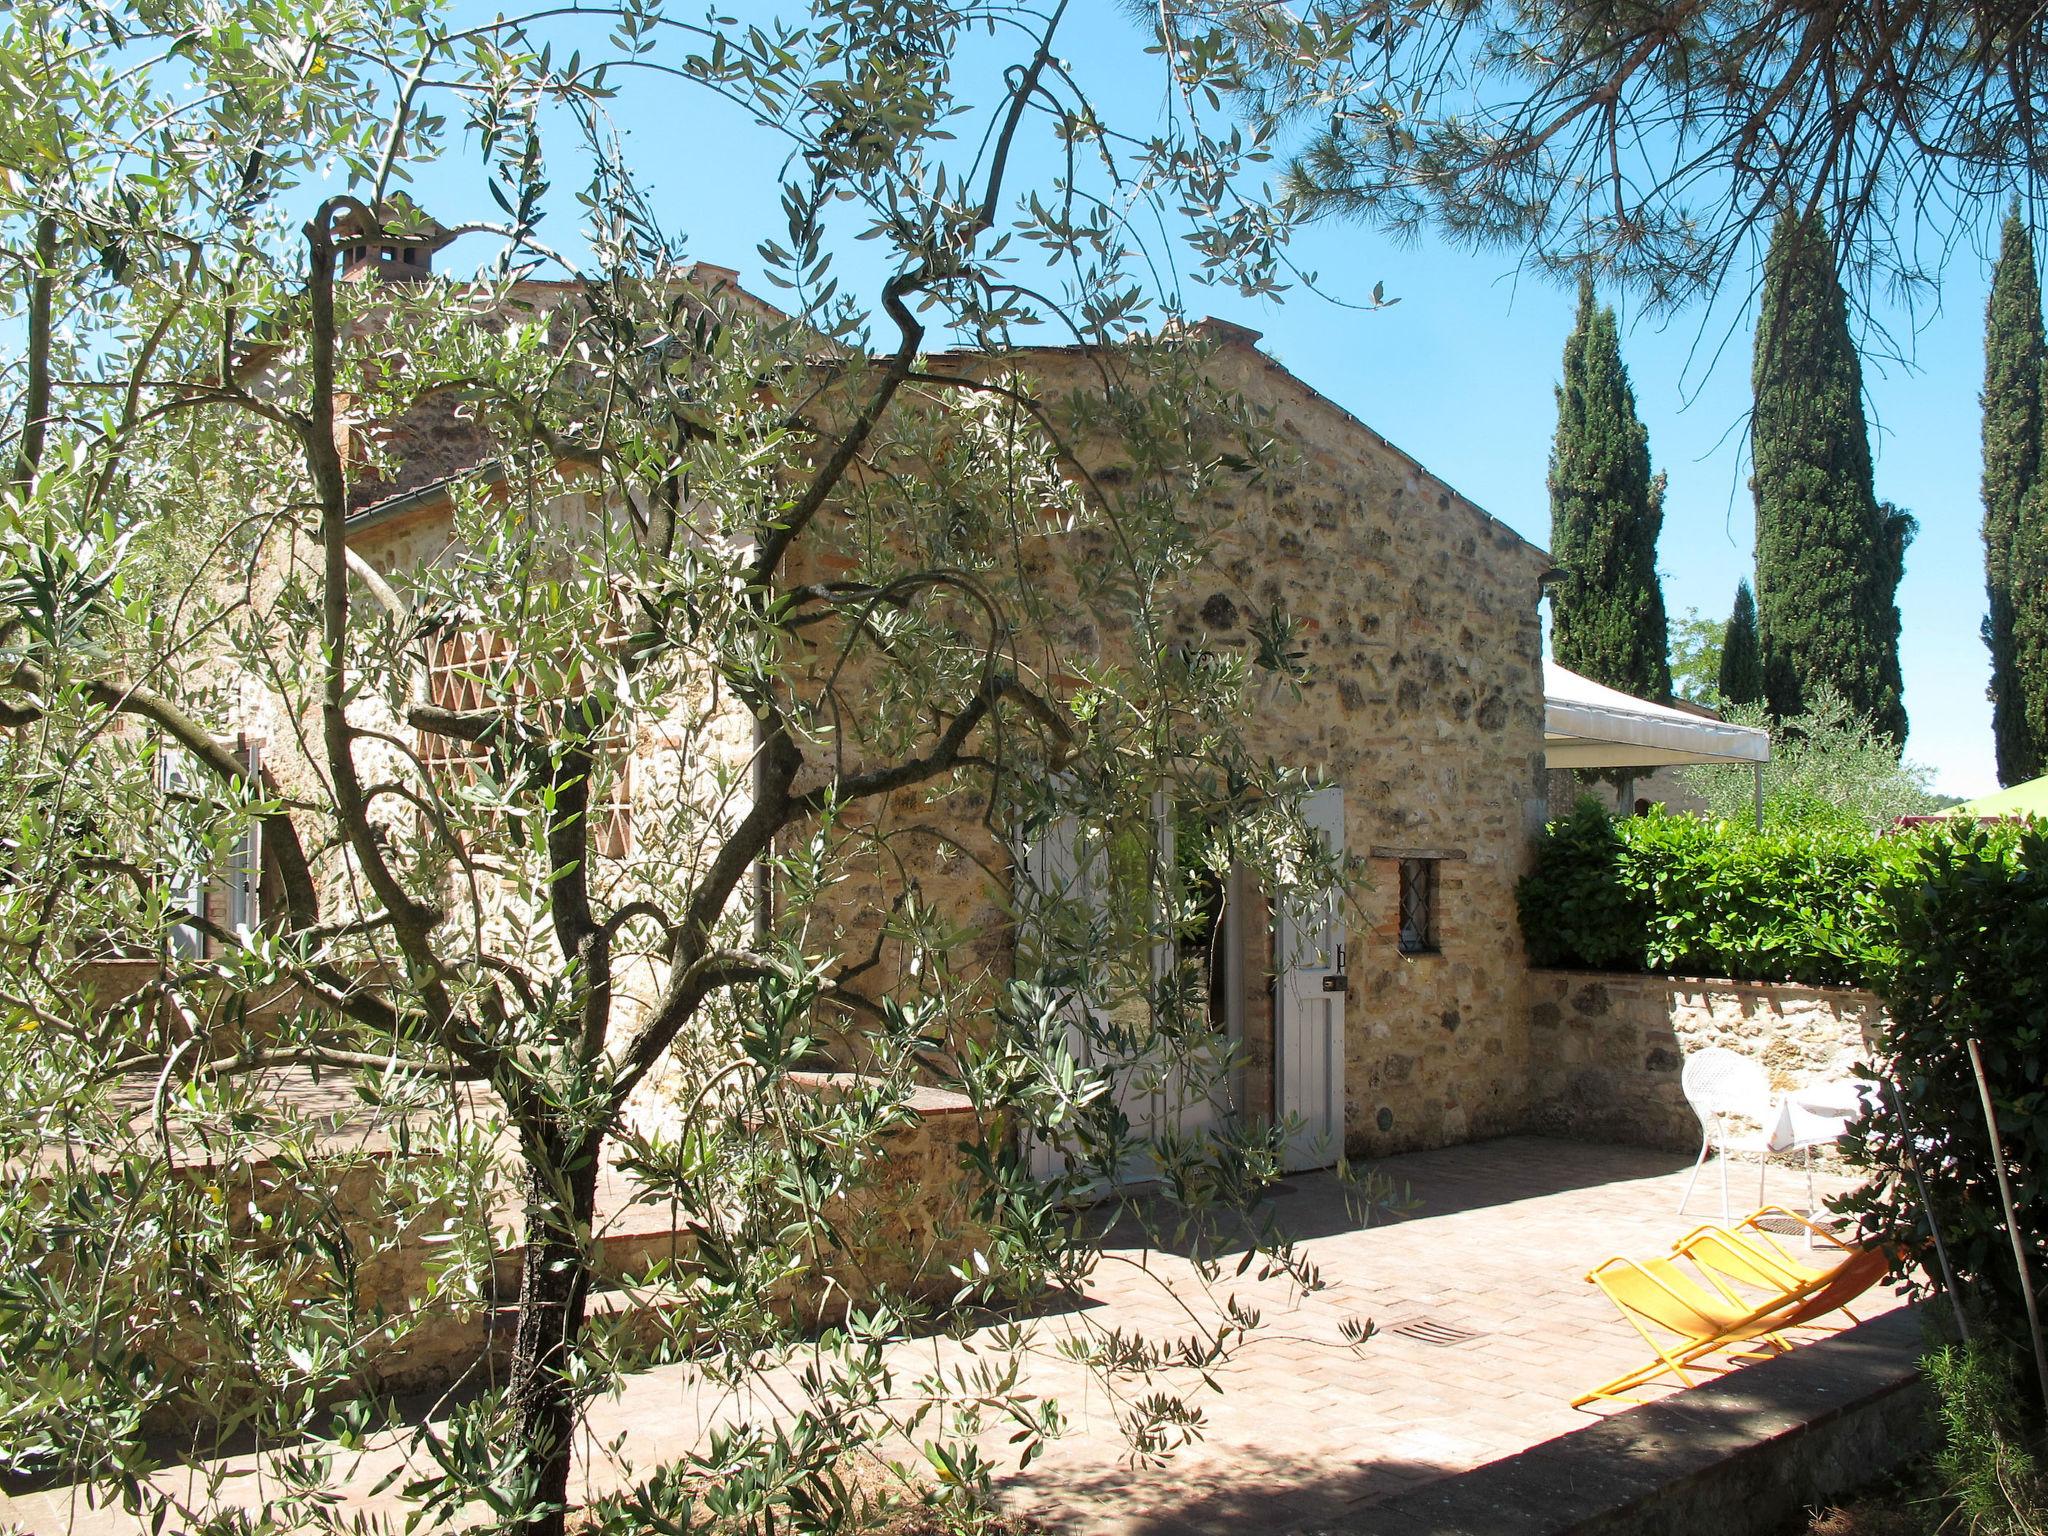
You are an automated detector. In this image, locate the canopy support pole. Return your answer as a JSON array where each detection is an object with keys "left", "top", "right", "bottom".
[{"left": 1752, "top": 763, "right": 1764, "bottom": 831}]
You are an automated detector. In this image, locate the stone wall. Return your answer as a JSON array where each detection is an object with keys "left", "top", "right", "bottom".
[
  {"left": 129, "top": 1073, "right": 983, "bottom": 1428},
  {"left": 1073, "top": 333, "right": 1548, "bottom": 1155},
  {"left": 1525, "top": 969, "right": 1884, "bottom": 1151},
  {"left": 771, "top": 1075, "right": 987, "bottom": 1316},
  {"left": 1128, "top": 336, "right": 1554, "bottom": 1158}
]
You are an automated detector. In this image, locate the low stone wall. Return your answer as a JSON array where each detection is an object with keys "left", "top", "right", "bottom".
[
  {"left": 1525, "top": 970, "right": 1884, "bottom": 1151},
  {"left": 126, "top": 1071, "right": 985, "bottom": 1427},
  {"left": 769, "top": 1074, "right": 987, "bottom": 1317},
  {"left": 64, "top": 959, "right": 349, "bottom": 1073}
]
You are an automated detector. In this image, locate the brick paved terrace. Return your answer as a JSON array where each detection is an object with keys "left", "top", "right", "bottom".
[
  {"left": 0, "top": 1135, "right": 1899, "bottom": 1536},
  {"left": 979, "top": 1136, "right": 1896, "bottom": 1533}
]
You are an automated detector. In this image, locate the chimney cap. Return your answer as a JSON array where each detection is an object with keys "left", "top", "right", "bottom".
[
  {"left": 334, "top": 193, "right": 453, "bottom": 246},
  {"left": 335, "top": 194, "right": 458, "bottom": 280},
  {"left": 1190, "top": 316, "right": 1264, "bottom": 348}
]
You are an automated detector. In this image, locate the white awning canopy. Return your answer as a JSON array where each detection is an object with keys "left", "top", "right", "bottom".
[{"left": 1543, "top": 661, "right": 1771, "bottom": 770}]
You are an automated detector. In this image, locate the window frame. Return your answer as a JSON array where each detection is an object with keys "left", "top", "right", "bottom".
[{"left": 1396, "top": 856, "right": 1440, "bottom": 956}]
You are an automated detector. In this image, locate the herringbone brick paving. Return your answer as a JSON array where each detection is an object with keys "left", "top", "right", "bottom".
[{"left": 1, "top": 1135, "right": 1895, "bottom": 1535}]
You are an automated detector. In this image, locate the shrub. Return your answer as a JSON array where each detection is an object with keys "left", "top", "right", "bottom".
[
  {"left": 1924, "top": 1338, "right": 2046, "bottom": 1536},
  {"left": 1622, "top": 812, "right": 1916, "bottom": 986},
  {"left": 1679, "top": 685, "right": 1951, "bottom": 833},
  {"left": 1516, "top": 798, "right": 1649, "bottom": 969},
  {"left": 1518, "top": 799, "right": 1913, "bottom": 987},
  {"left": 1838, "top": 820, "right": 2048, "bottom": 1336}
]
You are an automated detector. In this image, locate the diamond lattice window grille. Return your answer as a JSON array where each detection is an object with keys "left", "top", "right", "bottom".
[
  {"left": 419, "top": 630, "right": 632, "bottom": 858},
  {"left": 1397, "top": 857, "right": 1438, "bottom": 955}
]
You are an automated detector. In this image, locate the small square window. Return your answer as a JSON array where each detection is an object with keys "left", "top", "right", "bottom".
[{"left": 1398, "top": 858, "right": 1439, "bottom": 955}]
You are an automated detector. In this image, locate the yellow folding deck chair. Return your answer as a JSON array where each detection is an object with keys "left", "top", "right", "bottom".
[
  {"left": 1581, "top": 1212, "right": 1900, "bottom": 1417},
  {"left": 1574, "top": 1228, "right": 1893, "bottom": 1408},
  {"left": 1751, "top": 1243, "right": 1891, "bottom": 1331},
  {"left": 1675, "top": 1207, "right": 1869, "bottom": 1325},
  {"left": 1572, "top": 1252, "right": 1819, "bottom": 1407}
]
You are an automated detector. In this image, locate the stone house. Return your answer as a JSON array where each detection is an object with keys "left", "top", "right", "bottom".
[
  {"left": 206, "top": 212, "right": 1556, "bottom": 1179},
  {"left": 781, "top": 332, "right": 1556, "bottom": 1170}
]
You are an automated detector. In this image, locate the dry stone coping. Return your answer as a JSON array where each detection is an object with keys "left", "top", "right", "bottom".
[
  {"left": 1530, "top": 967, "right": 1884, "bottom": 1004},
  {"left": 784, "top": 1070, "right": 978, "bottom": 1119}
]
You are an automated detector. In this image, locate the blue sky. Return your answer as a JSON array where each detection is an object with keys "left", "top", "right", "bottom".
[{"left": 402, "top": 5, "right": 2004, "bottom": 796}]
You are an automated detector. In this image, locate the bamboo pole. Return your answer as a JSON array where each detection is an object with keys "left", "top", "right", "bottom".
[
  {"left": 1967, "top": 1037, "right": 2048, "bottom": 1409},
  {"left": 1881, "top": 1078, "right": 1970, "bottom": 1343}
]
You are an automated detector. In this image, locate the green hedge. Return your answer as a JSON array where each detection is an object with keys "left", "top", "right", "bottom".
[
  {"left": 1517, "top": 798, "right": 1918, "bottom": 988},
  {"left": 1837, "top": 820, "right": 2048, "bottom": 1334}
]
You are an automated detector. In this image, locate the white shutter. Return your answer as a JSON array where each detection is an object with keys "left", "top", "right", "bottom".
[
  {"left": 1017, "top": 810, "right": 1101, "bottom": 1183},
  {"left": 1275, "top": 786, "right": 1346, "bottom": 1171},
  {"left": 1019, "top": 792, "right": 1225, "bottom": 1187},
  {"left": 159, "top": 748, "right": 208, "bottom": 958},
  {"left": 226, "top": 741, "right": 262, "bottom": 937}
]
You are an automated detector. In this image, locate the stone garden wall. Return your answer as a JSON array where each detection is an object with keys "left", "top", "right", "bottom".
[
  {"left": 767, "top": 1075, "right": 988, "bottom": 1317},
  {"left": 1525, "top": 970, "right": 1883, "bottom": 1151},
  {"left": 128, "top": 1073, "right": 983, "bottom": 1428}
]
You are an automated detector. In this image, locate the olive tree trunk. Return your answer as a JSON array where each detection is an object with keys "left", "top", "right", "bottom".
[{"left": 506, "top": 1128, "right": 605, "bottom": 1536}]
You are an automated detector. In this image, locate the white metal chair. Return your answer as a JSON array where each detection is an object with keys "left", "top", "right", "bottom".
[{"left": 1678, "top": 1048, "right": 1777, "bottom": 1217}]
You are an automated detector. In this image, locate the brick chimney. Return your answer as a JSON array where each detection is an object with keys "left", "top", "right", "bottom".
[{"left": 333, "top": 195, "right": 456, "bottom": 283}]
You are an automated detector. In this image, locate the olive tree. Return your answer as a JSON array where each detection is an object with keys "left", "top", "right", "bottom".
[{"left": 0, "top": 3, "right": 1349, "bottom": 1532}]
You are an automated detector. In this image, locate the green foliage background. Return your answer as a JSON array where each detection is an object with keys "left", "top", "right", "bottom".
[
  {"left": 1517, "top": 799, "right": 1915, "bottom": 988},
  {"left": 1980, "top": 208, "right": 2045, "bottom": 789},
  {"left": 1680, "top": 687, "right": 1948, "bottom": 833},
  {"left": 1838, "top": 822, "right": 2048, "bottom": 1340},
  {"left": 1667, "top": 606, "right": 1726, "bottom": 707},
  {"left": 1718, "top": 581, "right": 1763, "bottom": 709}
]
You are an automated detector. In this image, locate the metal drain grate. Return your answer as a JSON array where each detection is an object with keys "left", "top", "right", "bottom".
[{"left": 1388, "top": 1317, "right": 1482, "bottom": 1347}]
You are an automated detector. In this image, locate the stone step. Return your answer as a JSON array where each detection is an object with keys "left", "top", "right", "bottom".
[{"left": 1331, "top": 1306, "right": 1928, "bottom": 1536}]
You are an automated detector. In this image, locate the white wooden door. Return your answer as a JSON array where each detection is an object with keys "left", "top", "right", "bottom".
[
  {"left": 1275, "top": 786, "right": 1346, "bottom": 1172},
  {"left": 1016, "top": 799, "right": 1222, "bottom": 1189}
]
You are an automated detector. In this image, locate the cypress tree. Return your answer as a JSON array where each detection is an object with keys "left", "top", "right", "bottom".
[
  {"left": 1548, "top": 276, "right": 1672, "bottom": 699},
  {"left": 2013, "top": 475, "right": 2048, "bottom": 774},
  {"left": 1751, "top": 209, "right": 1909, "bottom": 745},
  {"left": 1982, "top": 206, "right": 2045, "bottom": 785},
  {"left": 1719, "top": 580, "right": 1764, "bottom": 707}
]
